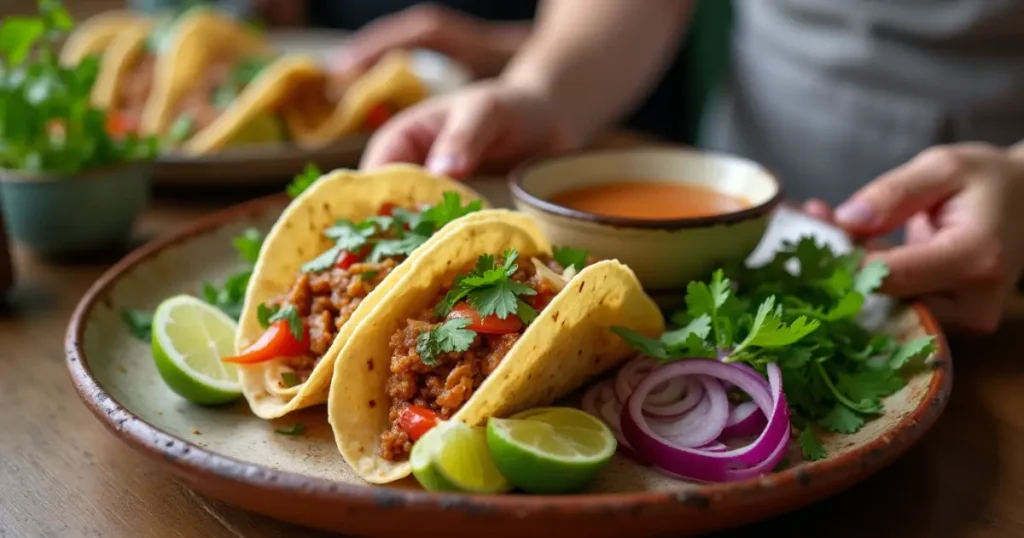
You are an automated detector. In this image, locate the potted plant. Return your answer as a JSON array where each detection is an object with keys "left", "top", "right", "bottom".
[{"left": 0, "top": 0, "right": 160, "bottom": 257}]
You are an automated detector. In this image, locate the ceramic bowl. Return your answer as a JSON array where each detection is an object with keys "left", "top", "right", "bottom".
[
  {"left": 510, "top": 147, "right": 783, "bottom": 294},
  {"left": 0, "top": 162, "right": 152, "bottom": 256}
]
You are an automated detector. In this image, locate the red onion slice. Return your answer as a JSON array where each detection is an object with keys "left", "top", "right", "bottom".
[
  {"left": 621, "top": 359, "right": 791, "bottom": 482},
  {"left": 721, "top": 400, "right": 767, "bottom": 438},
  {"left": 647, "top": 376, "right": 729, "bottom": 448}
]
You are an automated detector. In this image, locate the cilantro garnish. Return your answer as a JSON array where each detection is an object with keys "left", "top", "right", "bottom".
[
  {"left": 359, "top": 269, "right": 379, "bottom": 281},
  {"left": 435, "top": 249, "right": 536, "bottom": 319},
  {"left": 123, "top": 227, "right": 265, "bottom": 342},
  {"left": 301, "top": 192, "right": 481, "bottom": 273},
  {"left": 0, "top": 0, "right": 159, "bottom": 173},
  {"left": 274, "top": 423, "right": 305, "bottom": 436},
  {"left": 286, "top": 163, "right": 322, "bottom": 198},
  {"left": 420, "top": 191, "right": 484, "bottom": 229},
  {"left": 799, "top": 428, "right": 827, "bottom": 461},
  {"left": 121, "top": 309, "right": 154, "bottom": 341},
  {"left": 416, "top": 317, "right": 475, "bottom": 366},
  {"left": 269, "top": 304, "right": 303, "bottom": 340},
  {"left": 612, "top": 236, "right": 938, "bottom": 460},
  {"left": 232, "top": 227, "right": 263, "bottom": 264},
  {"left": 167, "top": 115, "right": 194, "bottom": 143},
  {"left": 280, "top": 371, "right": 300, "bottom": 388},
  {"left": 553, "top": 246, "right": 589, "bottom": 271}
]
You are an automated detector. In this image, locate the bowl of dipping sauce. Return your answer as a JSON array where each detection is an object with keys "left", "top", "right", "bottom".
[{"left": 510, "top": 147, "right": 782, "bottom": 294}]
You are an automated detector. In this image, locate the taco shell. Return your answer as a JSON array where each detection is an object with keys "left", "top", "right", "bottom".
[
  {"left": 235, "top": 165, "right": 526, "bottom": 420},
  {"left": 327, "top": 220, "right": 665, "bottom": 484},
  {"left": 282, "top": 50, "right": 428, "bottom": 148},
  {"left": 91, "top": 18, "right": 157, "bottom": 109},
  {"left": 60, "top": 10, "right": 145, "bottom": 66}
]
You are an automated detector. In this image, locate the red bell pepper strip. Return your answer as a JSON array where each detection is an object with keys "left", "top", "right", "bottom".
[
  {"left": 447, "top": 302, "right": 523, "bottom": 335},
  {"left": 222, "top": 320, "right": 310, "bottom": 364},
  {"left": 398, "top": 405, "right": 440, "bottom": 441}
]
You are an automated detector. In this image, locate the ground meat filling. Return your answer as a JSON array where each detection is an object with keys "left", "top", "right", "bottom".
[
  {"left": 173, "top": 57, "right": 240, "bottom": 133},
  {"left": 270, "top": 259, "right": 397, "bottom": 382},
  {"left": 379, "top": 255, "right": 565, "bottom": 461},
  {"left": 116, "top": 54, "right": 157, "bottom": 122}
]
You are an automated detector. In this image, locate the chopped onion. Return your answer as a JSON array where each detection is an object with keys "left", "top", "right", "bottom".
[{"left": 531, "top": 257, "right": 568, "bottom": 291}]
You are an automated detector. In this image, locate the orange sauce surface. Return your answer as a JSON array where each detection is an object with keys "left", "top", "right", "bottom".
[{"left": 548, "top": 181, "right": 749, "bottom": 220}]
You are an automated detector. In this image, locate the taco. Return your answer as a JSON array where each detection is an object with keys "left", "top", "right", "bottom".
[
  {"left": 139, "top": 9, "right": 273, "bottom": 141},
  {"left": 60, "top": 10, "right": 145, "bottom": 66},
  {"left": 181, "top": 49, "right": 427, "bottom": 155},
  {"left": 326, "top": 219, "right": 665, "bottom": 484},
  {"left": 227, "top": 165, "right": 509, "bottom": 420},
  {"left": 280, "top": 50, "right": 428, "bottom": 149},
  {"left": 89, "top": 7, "right": 272, "bottom": 140}
]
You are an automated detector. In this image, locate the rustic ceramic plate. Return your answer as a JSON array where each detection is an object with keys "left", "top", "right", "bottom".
[
  {"left": 65, "top": 193, "right": 952, "bottom": 537},
  {"left": 154, "top": 34, "right": 472, "bottom": 187}
]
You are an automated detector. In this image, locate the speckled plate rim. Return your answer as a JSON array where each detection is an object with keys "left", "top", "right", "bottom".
[{"left": 64, "top": 193, "right": 953, "bottom": 526}]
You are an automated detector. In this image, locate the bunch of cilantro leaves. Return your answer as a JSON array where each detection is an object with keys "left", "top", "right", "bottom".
[
  {"left": 417, "top": 246, "right": 589, "bottom": 366},
  {"left": 612, "top": 237, "right": 937, "bottom": 460},
  {"left": 0, "top": 0, "right": 159, "bottom": 174}
]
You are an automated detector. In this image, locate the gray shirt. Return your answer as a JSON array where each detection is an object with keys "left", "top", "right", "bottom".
[{"left": 700, "top": 0, "right": 1024, "bottom": 206}]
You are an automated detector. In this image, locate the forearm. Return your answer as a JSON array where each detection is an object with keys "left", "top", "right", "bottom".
[
  {"left": 1011, "top": 139, "right": 1024, "bottom": 161},
  {"left": 501, "top": 0, "right": 694, "bottom": 147}
]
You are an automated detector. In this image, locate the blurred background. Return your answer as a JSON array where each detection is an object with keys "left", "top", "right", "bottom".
[{"left": 2, "top": 0, "right": 734, "bottom": 147}]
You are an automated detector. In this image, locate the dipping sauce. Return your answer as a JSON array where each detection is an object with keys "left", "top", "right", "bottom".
[{"left": 548, "top": 181, "right": 749, "bottom": 220}]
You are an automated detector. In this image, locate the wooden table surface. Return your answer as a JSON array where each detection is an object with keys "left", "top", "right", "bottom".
[{"left": 0, "top": 173, "right": 1021, "bottom": 538}]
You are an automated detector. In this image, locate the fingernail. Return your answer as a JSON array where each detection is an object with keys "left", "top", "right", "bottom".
[
  {"left": 426, "top": 154, "right": 466, "bottom": 176},
  {"left": 834, "top": 200, "right": 876, "bottom": 227}
]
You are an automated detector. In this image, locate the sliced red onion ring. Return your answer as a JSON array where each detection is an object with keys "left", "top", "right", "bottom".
[
  {"left": 621, "top": 359, "right": 790, "bottom": 482},
  {"left": 647, "top": 376, "right": 729, "bottom": 448},
  {"left": 721, "top": 400, "right": 767, "bottom": 438}
]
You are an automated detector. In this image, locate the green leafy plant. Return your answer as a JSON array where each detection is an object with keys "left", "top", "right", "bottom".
[{"left": 0, "top": 0, "right": 159, "bottom": 174}]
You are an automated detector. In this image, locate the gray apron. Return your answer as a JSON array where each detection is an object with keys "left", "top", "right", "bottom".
[{"left": 700, "top": 0, "right": 1024, "bottom": 207}]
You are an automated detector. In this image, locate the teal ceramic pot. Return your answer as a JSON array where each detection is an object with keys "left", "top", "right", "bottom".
[{"left": 0, "top": 163, "right": 152, "bottom": 256}]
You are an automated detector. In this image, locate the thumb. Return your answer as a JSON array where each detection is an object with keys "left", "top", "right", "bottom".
[
  {"left": 834, "top": 149, "right": 967, "bottom": 236},
  {"left": 424, "top": 93, "right": 501, "bottom": 179}
]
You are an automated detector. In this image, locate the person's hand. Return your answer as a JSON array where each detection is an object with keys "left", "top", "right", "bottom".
[
  {"left": 807, "top": 143, "right": 1024, "bottom": 333},
  {"left": 361, "top": 81, "right": 575, "bottom": 178},
  {"left": 330, "top": 4, "right": 532, "bottom": 79}
]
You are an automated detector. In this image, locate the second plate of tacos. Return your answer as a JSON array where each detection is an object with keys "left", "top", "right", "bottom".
[
  {"left": 327, "top": 217, "right": 666, "bottom": 484},
  {"left": 180, "top": 49, "right": 427, "bottom": 155},
  {"left": 226, "top": 164, "right": 511, "bottom": 419}
]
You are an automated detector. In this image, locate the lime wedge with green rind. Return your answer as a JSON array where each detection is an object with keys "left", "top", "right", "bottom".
[
  {"left": 411, "top": 420, "right": 511, "bottom": 494},
  {"left": 151, "top": 294, "right": 242, "bottom": 406},
  {"left": 486, "top": 407, "right": 616, "bottom": 494}
]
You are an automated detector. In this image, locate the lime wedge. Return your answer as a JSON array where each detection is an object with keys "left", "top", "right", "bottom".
[
  {"left": 151, "top": 294, "right": 242, "bottom": 406},
  {"left": 411, "top": 421, "right": 511, "bottom": 494},
  {"left": 486, "top": 407, "right": 616, "bottom": 494}
]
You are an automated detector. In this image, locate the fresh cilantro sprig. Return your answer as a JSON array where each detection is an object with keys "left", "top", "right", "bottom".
[
  {"left": 122, "top": 227, "right": 264, "bottom": 342},
  {"left": 416, "top": 317, "right": 475, "bottom": 367},
  {"left": 301, "top": 191, "right": 482, "bottom": 273},
  {"left": 553, "top": 246, "right": 588, "bottom": 272},
  {"left": 416, "top": 249, "right": 544, "bottom": 365},
  {"left": 256, "top": 303, "right": 303, "bottom": 340},
  {"left": 0, "top": 0, "right": 160, "bottom": 174},
  {"left": 286, "top": 163, "right": 321, "bottom": 198},
  {"left": 612, "top": 236, "right": 938, "bottom": 461},
  {"left": 434, "top": 249, "right": 536, "bottom": 319}
]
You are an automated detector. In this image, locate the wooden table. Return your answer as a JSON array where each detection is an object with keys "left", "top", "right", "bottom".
[{"left": 1, "top": 173, "right": 1022, "bottom": 538}]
